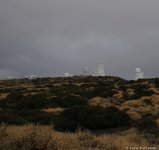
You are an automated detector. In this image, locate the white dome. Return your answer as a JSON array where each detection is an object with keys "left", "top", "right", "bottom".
[
  {"left": 135, "top": 68, "right": 141, "bottom": 72},
  {"left": 64, "top": 73, "right": 70, "bottom": 77}
]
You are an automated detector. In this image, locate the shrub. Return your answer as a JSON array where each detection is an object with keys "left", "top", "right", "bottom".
[
  {"left": 137, "top": 118, "right": 157, "bottom": 132},
  {"left": 50, "top": 95, "right": 89, "bottom": 108},
  {"left": 144, "top": 99, "right": 152, "bottom": 105},
  {"left": 49, "top": 85, "right": 79, "bottom": 97},
  {"left": 5, "top": 94, "right": 51, "bottom": 110},
  {"left": 17, "top": 94, "right": 50, "bottom": 109},
  {"left": 93, "top": 86, "right": 115, "bottom": 98},
  {"left": 130, "top": 84, "right": 154, "bottom": 99},
  {"left": 136, "top": 119, "right": 159, "bottom": 145},
  {"left": 54, "top": 106, "right": 131, "bottom": 131},
  {"left": 19, "top": 109, "right": 54, "bottom": 125},
  {"left": 153, "top": 78, "right": 159, "bottom": 88},
  {"left": 0, "top": 111, "right": 25, "bottom": 125}
]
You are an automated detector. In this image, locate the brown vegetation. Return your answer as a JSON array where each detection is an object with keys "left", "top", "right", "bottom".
[
  {"left": 42, "top": 107, "right": 64, "bottom": 115},
  {"left": 89, "top": 96, "right": 112, "bottom": 108},
  {"left": 127, "top": 111, "right": 142, "bottom": 121},
  {"left": 0, "top": 76, "right": 159, "bottom": 149},
  {"left": 0, "top": 124, "right": 158, "bottom": 150}
]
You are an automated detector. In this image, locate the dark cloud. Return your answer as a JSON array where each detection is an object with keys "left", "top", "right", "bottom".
[{"left": 0, "top": 0, "right": 159, "bottom": 79}]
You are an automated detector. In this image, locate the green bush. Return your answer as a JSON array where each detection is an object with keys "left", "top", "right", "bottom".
[
  {"left": 18, "top": 109, "right": 54, "bottom": 125},
  {"left": 136, "top": 118, "right": 158, "bottom": 135},
  {"left": 123, "top": 84, "right": 154, "bottom": 100},
  {"left": 50, "top": 95, "right": 89, "bottom": 108},
  {"left": 54, "top": 106, "right": 131, "bottom": 131},
  {"left": 144, "top": 99, "right": 152, "bottom": 105},
  {"left": 153, "top": 78, "right": 159, "bottom": 88},
  {"left": 0, "top": 111, "right": 26, "bottom": 125},
  {"left": 4, "top": 94, "right": 51, "bottom": 110},
  {"left": 49, "top": 85, "right": 79, "bottom": 97}
]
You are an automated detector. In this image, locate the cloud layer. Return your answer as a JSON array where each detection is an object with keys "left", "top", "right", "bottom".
[{"left": 0, "top": 0, "right": 159, "bottom": 79}]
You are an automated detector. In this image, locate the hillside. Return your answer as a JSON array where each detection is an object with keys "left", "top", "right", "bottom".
[{"left": 0, "top": 76, "right": 159, "bottom": 131}]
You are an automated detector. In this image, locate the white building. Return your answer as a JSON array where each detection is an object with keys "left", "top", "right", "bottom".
[
  {"left": 64, "top": 73, "right": 70, "bottom": 77},
  {"left": 135, "top": 68, "right": 144, "bottom": 80},
  {"left": 7, "top": 77, "right": 14, "bottom": 80},
  {"left": 25, "top": 75, "right": 37, "bottom": 80},
  {"left": 97, "top": 63, "right": 105, "bottom": 76},
  {"left": 83, "top": 67, "right": 89, "bottom": 76}
]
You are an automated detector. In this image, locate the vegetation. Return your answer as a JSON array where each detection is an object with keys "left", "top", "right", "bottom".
[
  {"left": 50, "top": 94, "right": 89, "bottom": 107},
  {"left": 54, "top": 106, "right": 131, "bottom": 131},
  {"left": 0, "top": 125, "right": 158, "bottom": 150},
  {"left": 0, "top": 76, "right": 159, "bottom": 149}
]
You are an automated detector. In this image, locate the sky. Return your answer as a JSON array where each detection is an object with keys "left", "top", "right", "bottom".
[{"left": 0, "top": 0, "right": 159, "bottom": 80}]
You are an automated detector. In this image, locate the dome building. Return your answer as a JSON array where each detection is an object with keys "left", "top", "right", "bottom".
[{"left": 135, "top": 68, "right": 144, "bottom": 80}]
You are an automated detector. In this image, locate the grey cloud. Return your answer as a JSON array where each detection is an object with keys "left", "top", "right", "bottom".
[{"left": 0, "top": 0, "right": 159, "bottom": 79}]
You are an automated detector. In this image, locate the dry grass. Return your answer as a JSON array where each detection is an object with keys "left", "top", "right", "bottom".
[
  {"left": 42, "top": 107, "right": 64, "bottom": 115},
  {"left": 0, "top": 125, "right": 158, "bottom": 150},
  {"left": 119, "top": 105, "right": 131, "bottom": 112},
  {"left": 151, "top": 95, "right": 159, "bottom": 105},
  {"left": 122, "top": 99, "right": 143, "bottom": 108},
  {"left": 89, "top": 97, "right": 113, "bottom": 108},
  {"left": 126, "top": 89, "right": 134, "bottom": 98},
  {"left": 0, "top": 93, "right": 8, "bottom": 100},
  {"left": 120, "top": 95, "right": 159, "bottom": 118},
  {"left": 113, "top": 91, "right": 123, "bottom": 100},
  {"left": 149, "top": 87, "right": 159, "bottom": 94},
  {"left": 136, "top": 106, "right": 153, "bottom": 116},
  {"left": 127, "top": 111, "right": 142, "bottom": 121}
]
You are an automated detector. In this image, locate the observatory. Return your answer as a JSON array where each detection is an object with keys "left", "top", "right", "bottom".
[
  {"left": 135, "top": 68, "right": 144, "bottom": 80},
  {"left": 83, "top": 67, "right": 89, "bottom": 76},
  {"left": 7, "top": 77, "right": 14, "bottom": 80},
  {"left": 27, "top": 75, "right": 37, "bottom": 80},
  {"left": 97, "top": 63, "right": 105, "bottom": 76},
  {"left": 64, "top": 73, "right": 70, "bottom": 77},
  {"left": 64, "top": 73, "right": 74, "bottom": 77}
]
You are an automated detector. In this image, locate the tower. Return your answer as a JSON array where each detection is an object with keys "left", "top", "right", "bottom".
[
  {"left": 97, "top": 63, "right": 105, "bottom": 76},
  {"left": 83, "top": 67, "right": 89, "bottom": 76},
  {"left": 135, "top": 68, "right": 144, "bottom": 80}
]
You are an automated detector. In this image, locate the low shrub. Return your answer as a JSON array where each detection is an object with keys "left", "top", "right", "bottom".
[
  {"left": 54, "top": 106, "right": 131, "bottom": 131},
  {"left": 136, "top": 118, "right": 158, "bottom": 134},
  {"left": 131, "top": 84, "right": 154, "bottom": 99},
  {"left": 0, "top": 111, "right": 26, "bottom": 125},
  {"left": 50, "top": 95, "right": 89, "bottom": 108},
  {"left": 153, "top": 78, "right": 159, "bottom": 88},
  {"left": 18, "top": 109, "right": 54, "bottom": 125},
  {"left": 4, "top": 94, "right": 51, "bottom": 110}
]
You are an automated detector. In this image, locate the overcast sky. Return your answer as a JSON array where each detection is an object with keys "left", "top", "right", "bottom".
[{"left": 0, "top": 0, "right": 159, "bottom": 79}]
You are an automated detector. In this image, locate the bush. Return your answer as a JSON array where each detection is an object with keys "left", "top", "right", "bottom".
[
  {"left": 0, "top": 111, "right": 26, "bottom": 125},
  {"left": 5, "top": 94, "right": 51, "bottom": 110},
  {"left": 17, "top": 94, "right": 50, "bottom": 109},
  {"left": 54, "top": 106, "right": 131, "bottom": 131},
  {"left": 49, "top": 85, "right": 79, "bottom": 97},
  {"left": 153, "top": 78, "right": 159, "bottom": 88},
  {"left": 50, "top": 95, "right": 89, "bottom": 108},
  {"left": 93, "top": 86, "right": 115, "bottom": 98},
  {"left": 123, "top": 84, "right": 154, "bottom": 100},
  {"left": 136, "top": 118, "right": 158, "bottom": 134},
  {"left": 18, "top": 109, "right": 54, "bottom": 125},
  {"left": 144, "top": 99, "right": 152, "bottom": 105},
  {"left": 132, "top": 84, "right": 154, "bottom": 99}
]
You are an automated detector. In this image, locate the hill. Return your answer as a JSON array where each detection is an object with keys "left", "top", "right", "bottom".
[{"left": 0, "top": 76, "right": 159, "bottom": 131}]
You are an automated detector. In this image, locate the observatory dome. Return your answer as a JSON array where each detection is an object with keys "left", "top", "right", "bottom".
[
  {"left": 134, "top": 68, "right": 144, "bottom": 80},
  {"left": 64, "top": 73, "right": 70, "bottom": 77},
  {"left": 135, "top": 68, "right": 141, "bottom": 72}
]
